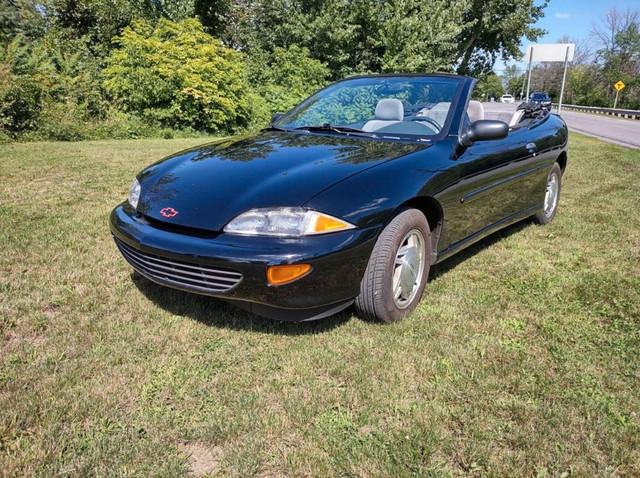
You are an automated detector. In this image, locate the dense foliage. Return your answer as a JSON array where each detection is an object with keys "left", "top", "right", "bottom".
[
  {"left": 0, "top": 0, "right": 552, "bottom": 141},
  {"left": 246, "top": 45, "right": 329, "bottom": 117},
  {"left": 103, "top": 19, "right": 249, "bottom": 132}
]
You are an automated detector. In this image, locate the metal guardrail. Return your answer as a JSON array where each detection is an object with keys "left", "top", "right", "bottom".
[{"left": 553, "top": 103, "right": 640, "bottom": 120}]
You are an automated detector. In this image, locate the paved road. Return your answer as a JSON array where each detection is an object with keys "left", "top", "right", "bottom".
[{"left": 482, "top": 102, "right": 640, "bottom": 149}]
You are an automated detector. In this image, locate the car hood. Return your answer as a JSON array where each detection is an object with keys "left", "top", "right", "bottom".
[{"left": 136, "top": 131, "right": 428, "bottom": 231}]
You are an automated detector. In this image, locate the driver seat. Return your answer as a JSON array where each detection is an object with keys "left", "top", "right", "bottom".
[{"left": 362, "top": 99, "right": 404, "bottom": 132}]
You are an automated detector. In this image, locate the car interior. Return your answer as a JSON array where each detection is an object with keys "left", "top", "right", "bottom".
[
  {"left": 474, "top": 100, "right": 548, "bottom": 130},
  {"left": 361, "top": 98, "right": 443, "bottom": 135},
  {"left": 356, "top": 97, "right": 548, "bottom": 136}
]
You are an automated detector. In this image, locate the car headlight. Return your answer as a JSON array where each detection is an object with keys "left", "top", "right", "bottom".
[
  {"left": 224, "top": 207, "right": 356, "bottom": 237},
  {"left": 128, "top": 178, "right": 141, "bottom": 209}
]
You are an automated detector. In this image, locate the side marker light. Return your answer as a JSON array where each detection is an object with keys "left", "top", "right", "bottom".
[{"left": 266, "top": 264, "right": 312, "bottom": 285}]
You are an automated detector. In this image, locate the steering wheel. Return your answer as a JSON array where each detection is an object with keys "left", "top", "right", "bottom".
[{"left": 410, "top": 116, "right": 442, "bottom": 131}]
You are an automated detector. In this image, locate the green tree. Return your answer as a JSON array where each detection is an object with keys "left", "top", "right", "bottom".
[
  {"left": 0, "top": 0, "right": 48, "bottom": 41},
  {"left": 472, "top": 73, "right": 504, "bottom": 101},
  {"left": 507, "top": 74, "right": 525, "bottom": 100},
  {"left": 380, "top": 0, "right": 470, "bottom": 73},
  {"left": 0, "top": 35, "right": 49, "bottom": 133},
  {"left": 103, "top": 18, "right": 249, "bottom": 132},
  {"left": 529, "top": 63, "right": 564, "bottom": 99},
  {"left": 565, "top": 64, "right": 608, "bottom": 107},
  {"left": 456, "top": 0, "right": 548, "bottom": 75},
  {"left": 240, "top": 0, "right": 548, "bottom": 79},
  {"left": 0, "top": 0, "right": 19, "bottom": 41},
  {"left": 247, "top": 44, "right": 329, "bottom": 115},
  {"left": 241, "top": 0, "right": 361, "bottom": 77},
  {"left": 602, "top": 23, "right": 640, "bottom": 106},
  {"left": 243, "top": 0, "right": 467, "bottom": 77},
  {"left": 194, "top": 0, "right": 231, "bottom": 39},
  {"left": 501, "top": 65, "right": 519, "bottom": 93},
  {"left": 153, "top": 0, "right": 196, "bottom": 22},
  {"left": 26, "top": 0, "right": 155, "bottom": 55},
  {"left": 590, "top": 8, "right": 640, "bottom": 108}
]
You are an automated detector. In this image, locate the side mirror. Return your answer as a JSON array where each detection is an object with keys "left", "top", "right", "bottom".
[
  {"left": 271, "top": 113, "right": 284, "bottom": 124},
  {"left": 459, "top": 120, "right": 509, "bottom": 147}
]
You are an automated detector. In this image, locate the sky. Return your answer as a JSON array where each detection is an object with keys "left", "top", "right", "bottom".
[
  {"left": 534, "top": 0, "right": 638, "bottom": 42},
  {"left": 496, "top": 0, "right": 640, "bottom": 73}
]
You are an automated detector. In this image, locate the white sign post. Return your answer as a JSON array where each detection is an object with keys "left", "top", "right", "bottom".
[
  {"left": 524, "top": 43, "right": 575, "bottom": 114},
  {"left": 557, "top": 45, "right": 572, "bottom": 114},
  {"left": 525, "top": 47, "right": 534, "bottom": 104}
]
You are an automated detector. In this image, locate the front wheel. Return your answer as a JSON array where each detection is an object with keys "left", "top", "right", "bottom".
[
  {"left": 355, "top": 209, "right": 430, "bottom": 323},
  {"left": 534, "top": 163, "right": 562, "bottom": 224}
]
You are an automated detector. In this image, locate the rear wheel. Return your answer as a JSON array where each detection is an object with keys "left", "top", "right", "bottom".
[
  {"left": 355, "top": 209, "right": 430, "bottom": 323},
  {"left": 535, "top": 163, "right": 562, "bottom": 224}
]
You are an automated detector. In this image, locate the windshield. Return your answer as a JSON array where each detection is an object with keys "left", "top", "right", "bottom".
[{"left": 273, "top": 76, "right": 462, "bottom": 138}]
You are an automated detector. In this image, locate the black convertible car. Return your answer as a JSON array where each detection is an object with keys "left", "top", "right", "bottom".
[{"left": 111, "top": 74, "right": 568, "bottom": 323}]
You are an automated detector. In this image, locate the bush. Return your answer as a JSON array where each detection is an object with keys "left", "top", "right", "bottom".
[
  {"left": 103, "top": 18, "right": 250, "bottom": 133},
  {"left": 0, "top": 65, "right": 43, "bottom": 135},
  {"left": 31, "top": 101, "right": 91, "bottom": 141},
  {"left": 91, "top": 109, "right": 208, "bottom": 140},
  {"left": 247, "top": 45, "right": 329, "bottom": 117},
  {"left": 20, "top": 107, "right": 211, "bottom": 142}
]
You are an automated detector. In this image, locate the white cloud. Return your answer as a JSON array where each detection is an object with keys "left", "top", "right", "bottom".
[{"left": 555, "top": 12, "right": 571, "bottom": 19}]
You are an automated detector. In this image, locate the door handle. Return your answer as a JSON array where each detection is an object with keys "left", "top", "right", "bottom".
[{"left": 526, "top": 142, "right": 537, "bottom": 155}]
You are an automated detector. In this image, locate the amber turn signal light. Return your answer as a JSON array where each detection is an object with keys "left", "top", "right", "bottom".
[
  {"left": 266, "top": 264, "right": 312, "bottom": 285},
  {"left": 314, "top": 214, "right": 349, "bottom": 233}
]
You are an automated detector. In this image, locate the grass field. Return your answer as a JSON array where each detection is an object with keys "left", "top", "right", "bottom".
[{"left": 1, "top": 134, "right": 639, "bottom": 477}]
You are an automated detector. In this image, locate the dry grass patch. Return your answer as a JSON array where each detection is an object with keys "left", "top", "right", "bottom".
[{"left": 179, "top": 442, "right": 223, "bottom": 476}]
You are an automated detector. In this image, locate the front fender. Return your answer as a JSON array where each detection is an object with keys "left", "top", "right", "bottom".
[{"left": 304, "top": 140, "right": 457, "bottom": 229}]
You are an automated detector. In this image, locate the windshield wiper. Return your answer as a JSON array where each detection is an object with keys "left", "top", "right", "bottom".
[
  {"left": 293, "top": 124, "right": 376, "bottom": 138},
  {"left": 262, "top": 125, "right": 289, "bottom": 132}
]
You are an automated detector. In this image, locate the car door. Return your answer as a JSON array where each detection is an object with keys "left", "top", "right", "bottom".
[{"left": 437, "top": 122, "right": 550, "bottom": 251}]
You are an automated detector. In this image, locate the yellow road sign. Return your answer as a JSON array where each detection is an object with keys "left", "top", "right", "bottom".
[{"left": 614, "top": 80, "right": 626, "bottom": 91}]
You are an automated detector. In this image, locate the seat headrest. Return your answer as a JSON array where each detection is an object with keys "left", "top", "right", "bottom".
[
  {"left": 509, "top": 109, "right": 526, "bottom": 127},
  {"left": 375, "top": 99, "right": 404, "bottom": 121},
  {"left": 467, "top": 100, "right": 485, "bottom": 123}
]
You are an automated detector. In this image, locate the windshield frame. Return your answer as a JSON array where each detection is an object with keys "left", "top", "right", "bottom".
[{"left": 272, "top": 73, "right": 467, "bottom": 142}]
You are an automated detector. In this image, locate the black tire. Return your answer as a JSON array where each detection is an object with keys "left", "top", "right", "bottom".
[
  {"left": 534, "top": 163, "right": 562, "bottom": 224},
  {"left": 354, "top": 208, "right": 431, "bottom": 323}
]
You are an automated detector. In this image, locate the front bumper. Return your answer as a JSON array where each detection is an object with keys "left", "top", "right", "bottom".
[{"left": 110, "top": 204, "right": 379, "bottom": 320}]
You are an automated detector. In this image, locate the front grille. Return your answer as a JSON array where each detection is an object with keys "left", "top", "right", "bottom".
[{"left": 114, "top": 236, "right": 242, "bottom": 294}]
